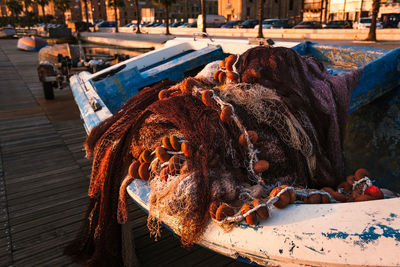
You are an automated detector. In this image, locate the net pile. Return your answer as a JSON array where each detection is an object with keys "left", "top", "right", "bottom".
[{"left": 65, "top": 45, "right": 363, "bottom": 266}]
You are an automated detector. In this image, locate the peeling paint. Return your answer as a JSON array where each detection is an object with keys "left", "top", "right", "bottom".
[
  {"left": 322, "top": 224, "right": 400, "bottom": 245},
  {"left": 305, "top": 245, "right": 325, "bottom": 255}
]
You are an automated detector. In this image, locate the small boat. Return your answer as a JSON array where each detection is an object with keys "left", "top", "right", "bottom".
[
  {"left": 17, "top": 36, "right": 47, "bottom": 52},
  {"left": 70, "top": 37, "right": 400, "bottom": 266},
  {"left": 0, "top": 27, "right": 16, "bottom": 38}
]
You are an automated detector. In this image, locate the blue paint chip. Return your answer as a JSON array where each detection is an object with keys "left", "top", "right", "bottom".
[
  {"left": 322, "top": 224, "right": 400, "bottom": 245},
  {"left": 322, "top": 231, "right": 349, "bottom": 239},
  {"left": 390, "top": 213, "right": 397, "bottom": 218}
]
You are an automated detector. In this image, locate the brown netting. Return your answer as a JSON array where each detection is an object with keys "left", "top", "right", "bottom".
[{"left": 65, "top": 45, "right": 362, "bottom": 266}]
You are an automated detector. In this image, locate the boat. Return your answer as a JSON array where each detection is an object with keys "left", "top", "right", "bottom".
[
  {"left": 17, "top": 36, "right": 48, "bottom": 52},
  {"left": 0, "top": 27, "right": 16, "bottom": 38},
  {"left": 69, "top": 37, "right": 400, "bottom": 266}
]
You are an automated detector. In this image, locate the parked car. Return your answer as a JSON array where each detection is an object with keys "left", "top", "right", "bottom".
[
  {"left": 353, "top": 17, "right": 383, "bottom": 29},
  {"left": 171, "top": 21, "right": 184, "bottom": 27},
  {"left": 254, "top": 19, "right": 280, "bottom": 29},
  {"left": 198, "top": 14, "right": 226, "bottom": 28},
  {"left": 238, "top": 19, "right": 258, "bottom": 28},
  {"left": 96, "top": 21, "right": 116, "bottom": 28},
  {"left": 275, "top": 19, "right": 296, "bottom": 28},
  {"left": 220, "top": 20, "right": 241, "bottom": 28},
  {"left": 323, "top": 20, "right": 352, "bottom": 29},
  {"left": 293, "top": 21, "right": 322, "bottom": 29},
  {"left": 381, "top": 14, "right": 400, "bottom": 28}
]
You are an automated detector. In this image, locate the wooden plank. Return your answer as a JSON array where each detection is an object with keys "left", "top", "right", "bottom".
[{"left": 8, "top": 197, "right": 88, "bottom": 227}]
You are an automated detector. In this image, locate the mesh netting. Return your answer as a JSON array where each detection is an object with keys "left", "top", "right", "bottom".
[{"left": 65, "top": 45, "right": 362, "bottom": 266}]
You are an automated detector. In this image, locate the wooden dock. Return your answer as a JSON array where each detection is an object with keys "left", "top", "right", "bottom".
[{"left": 0, "top": 39, "right": 252, "bottom": 267}]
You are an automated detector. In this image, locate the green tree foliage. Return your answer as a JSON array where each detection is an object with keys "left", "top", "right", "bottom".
[
  {"left": 153, "top": 0, "right": 176, "bottom": 35},
  {"left": 107, "top": 0, "right": 125, "bottom": 33}
]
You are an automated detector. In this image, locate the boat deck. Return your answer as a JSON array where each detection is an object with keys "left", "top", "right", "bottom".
[{"left": 0, "top": 39, "right": 251, "bottom": 266}]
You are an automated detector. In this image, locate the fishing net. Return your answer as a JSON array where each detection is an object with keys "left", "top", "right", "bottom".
[{"left": 66, "top": 45, "right": 363, "bottom": 266}]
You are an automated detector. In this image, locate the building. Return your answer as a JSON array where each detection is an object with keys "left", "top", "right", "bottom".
[
  {"left": 329, "top": 0, "right": 371, "bottom": 21},
  {"left": 218, "top": 0, "right": 303, "bottom": 21},
  {"left": 302, "top": 0, "right": 330, "bottom": 22},
  {"left": 115, "top": 0, "right": 218, "bottom": 25},
  {"left": 329, "top": 0, "right": 400, "bottom": 21}
]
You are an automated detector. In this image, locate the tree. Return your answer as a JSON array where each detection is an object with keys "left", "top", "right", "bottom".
[
  {"left": 54, "top": 0, "right": 70, "bottom": 24},
  {"left": 83, "top": 0, "right": 89, "bottom": 24},
  {"left": 200, "top": 0, "right": 206, "bottom": 33},
  {"left": 153, "top": 0, "right": 176, "bottom": 35},
  {"left": 300, "top": 0, "right": 304, "bottom": 22},
  {"left": 366, "top": 0, "right": 380, "bottom": 41},
  {"left": 6, "top": 0, "right": 23, "bottom": 22},
  {"left": 23, "top": 0, "right": 33, "bottom": 28},
  {"left": 134, "top": 0, "right": 141, "bottom": 33},
  {"left": 108, "top": 0, "right": 125, "bottom": 33},
  {"left": 35, "top": 0, "right": 49, "bottom": 26},
  {"left": 257, "top": 0, "right": 264, "bottom": 38}
]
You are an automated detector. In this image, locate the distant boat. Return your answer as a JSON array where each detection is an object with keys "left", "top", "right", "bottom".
[
  {"left": 17, "top": 36, "right": 47, "bottom": 52},
  {"left": 0, "top": 27, "right": 16, "bottom": 38}
]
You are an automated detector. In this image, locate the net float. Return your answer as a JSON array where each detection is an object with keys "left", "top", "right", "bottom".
[
  {"left": 225, "top": 54, "right": 237, "bottom": 71},
  {"left": 128, "top": 160, "right": 141, "bottom": 179},
  {"left": 241, "top": 203, "right": 257, "bottom": 226},
  {"left": 151, "top": 159, "right": 161, "bottom": 174},
  {"left": 321, "top": 194, "right": 331, "bottom": 203},
  {"left": 158, "top": 89, "right": 169, "bottom": 100},
  {"left": 226, "top": 71, "right": 239, "bottom": 83},
  {"left": 209, "top": 201, "right": 220, "bottom": 219},
  {"left": 354, "top": 168, "right": 370, "bottom": 181},
  {"left": 168, "top": 155, "right": 181, "bottom": 175},
  {"left": 138, "top": 163, "right": 150, "bottom": 181},
  {"left": 346, "top": 175, "right": 356, "bottom": 185},
  {"left": 181, "top": 141, "right": 193, "bottom": 158},
  {"left": 238, "top": 130, "right": 258, "bottom": 147},
  {"left": 330, "top": 191, "right": 347, "bottom": 202},
  {"left": 162, "top": 136, "right": 173, "bottom": 150},
  {"left": 354, "top": 194, "right": 375, "bottom": 202},
  {"left": 253, "top": 160, "right": 269, "bottom": 173},
  {"left": 288, "top": 188, "right": 296, "bottom": 204},
  {"left": 321, "top": 187, "right": 335, "bottom": 194},
  {"left": 269, "top": 187, "right": 290, "bottom": 209},
  {"left": 220, "top": 106, "right": 233, "bottom": 123},
  {"left": 215, "top": 203, "right": 235, "bottom": 221},
  {"left": 364, "top": 185, "right": 384, "bottom": 200},
  {"left": 218, "top": 60, "right": 225, "bottom": 69},
  {"left": 169, "top": 135, "right": 181, "bottom": 151},
  {"left": 155, "top": 146, "right": 170, "bottom": 162},
  {"left": 307, "top": 193, "right": 322, "bottom": 204},
  {"left": 140, "top": 150, "right": 153, "bottom": 163},
  {"left": 213, "top": 70, "right": 221, "bottom": 81},
  {"left": 218, "top": 71, "right": 226, "bottom": 84},
  {"left": 279, "top": 185, "right": 295, "bottom": 203},
  {"left": 201, "top": 90, "right": 214, "bottom": 107},
  {"left": 160, "top": 166, "right": 169, "bottom": 182},
  {"left": 253, "top": 199, "right": 269, "bottom": 220}
]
